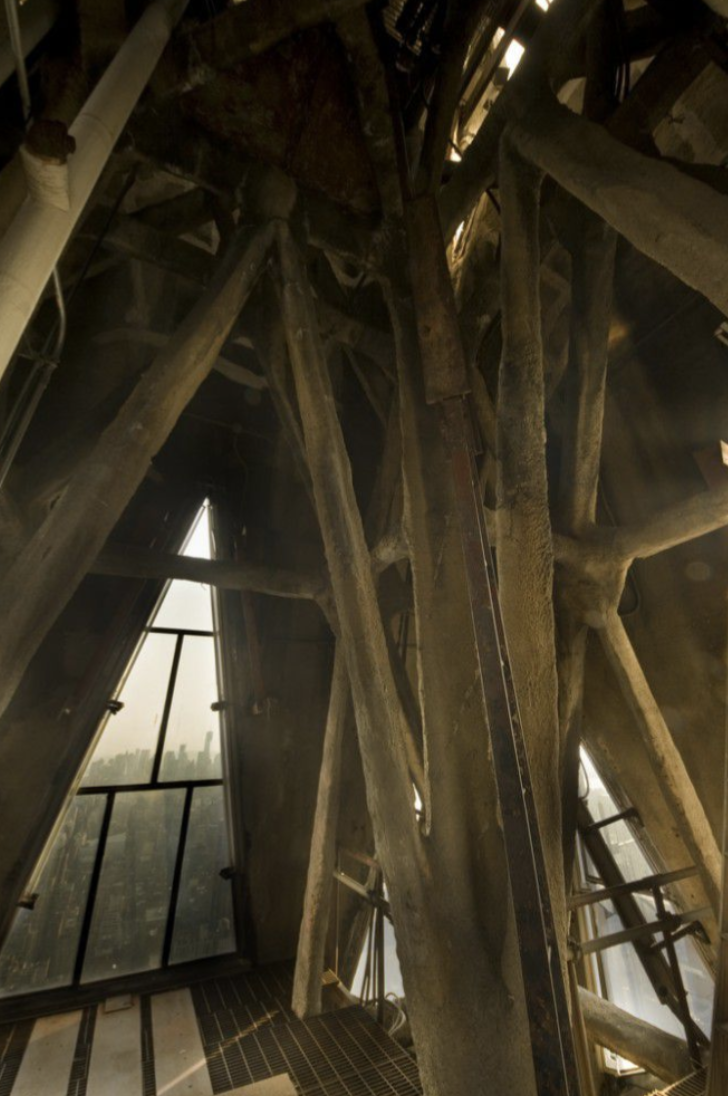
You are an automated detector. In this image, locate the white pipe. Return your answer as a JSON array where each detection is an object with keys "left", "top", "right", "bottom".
[{"left": 0, "top": 0, "right": 189, "bottom": 386}]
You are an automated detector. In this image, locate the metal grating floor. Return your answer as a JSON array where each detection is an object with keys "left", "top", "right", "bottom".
[
  {"left": 650, "top": 1070, "right": 707, "bottom": 1096},
  {"left": 192, "top": 964, "right": 423, "bottom": 1096},
  {"left": 0, "top": 1019, "right": 33, "bottom": 1096},
  {"left": 67, "top": 1007, "right": 96, "bottom": 1096}
]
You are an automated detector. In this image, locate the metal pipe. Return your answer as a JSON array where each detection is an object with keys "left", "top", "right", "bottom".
[
  {"left": 3, "top": 0, "right": 32, "bottom": 119},
  {"left": 0, "top": 0, "right": 59, "bottom": 91},
  {"left": 0, "top": 357, "right": 55, "bottom": 491},
  {"left": 0, "top": 0, "right": 190, "bottom": 386}
]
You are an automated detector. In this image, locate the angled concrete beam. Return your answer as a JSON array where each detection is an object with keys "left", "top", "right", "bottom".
[
  {"left": 509, "top": 93, "right": 728, "bottom": 316},
  {"left": 292, "top": 645, "right": 349, "bottom": 1018},
  {"left": 599, "top": 611, "right": 722, "bottom": 912},
  {"left": 579, "top": 987, "right": 693, "bottom": 1084},
  {"left": 91, "top": 544, "right": 327, "bottom": 602},
  {"left": 613, "top": 482, "right": 728, "bottom": 562}
]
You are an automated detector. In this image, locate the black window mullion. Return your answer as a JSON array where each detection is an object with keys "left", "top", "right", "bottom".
[
  {"left": 146, "top": 627, "right": 213, "bottom": 637},
  {"left": 161, "top": 785, "right": 194, "bottom": 968},
  {"left": 77, "top": 779, "right": 222, "bottom": 796},
  {"left": 73, "top": 791, "right": 115, "bottom": 986},
  {"left": 151, "top": 633, "right": 185, "bottom": 784}
]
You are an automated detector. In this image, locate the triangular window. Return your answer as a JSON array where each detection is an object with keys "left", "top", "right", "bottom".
[{"left": 0, "top": 504, "right": 236, "bottom": 998}]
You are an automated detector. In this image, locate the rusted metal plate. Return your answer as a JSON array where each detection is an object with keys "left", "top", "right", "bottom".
[
  {"left": 181, "top": 29, "right": 378, "bottom": 215},
  {"left": 403, "top": 194, "right": 471, "bottom": 404}
]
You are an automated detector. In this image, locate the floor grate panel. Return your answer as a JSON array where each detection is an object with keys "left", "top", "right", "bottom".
[
  {"left": 0, "top": 1020, "right": 33, "bottom": 1096},
  {"left": 192, "top": 965, "right": 422, "bottom": 1096},
  {"left": 140, "top": 996, "right": 156, "bottom": 1096},
  {"left": 651, "top": 1070, "right": 707, "bottom": 1096},
  {"left": 66, "top": 1006, "right": 96, "bottom": 1096}
]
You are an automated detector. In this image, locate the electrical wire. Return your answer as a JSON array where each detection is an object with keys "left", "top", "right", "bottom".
[{"left": 385, "top": 992, "right": 408, "bottom": 1037}]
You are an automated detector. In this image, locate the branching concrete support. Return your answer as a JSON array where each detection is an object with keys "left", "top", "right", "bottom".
[
  {"left": 612, "top": 483, "right": 728, "bottom": 563},
  {"left": 578, "top": 987, "right": 694, "bottom": 1084},
  {"left": 0, "top": 226, "right": 273, "bottom": 723},
  {"left": 554, "top": 472, "right": 728, "bottom": 899},
  {"left": 497, "top": 138, "right": 563, "bottom": 893},
  {"left": 600, "top": 611, "right": 722, "bottom": 911},
  {"left": 279, "top": 219, "right": 536, "bottom": 1096},
  {"left": 292, "top": 645, "right": 349, "bottom": 1018},
  {"left": 508, "top": 93, "right": 728, "bottom": 317}
]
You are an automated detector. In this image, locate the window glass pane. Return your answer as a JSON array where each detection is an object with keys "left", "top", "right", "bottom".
[
  {"left": 170, "top": 787, "right": 235, "bottom": 965},
  {"left": 160, "top": 636, "right": 221, "bottom": 781},
  {"left": 580, "top": 751, "right": 651, "bottom": 882},
  {"left": 152, "top": 505, "right": 213, "bottom": 632},
  {"left": 383, "top": 919, "right": 404, "bottom": 998},
  {"left": 82, "top": 633, "right": 176, "bottom": 788},
  {"left": 182, "top": 506, "right": 212, "bottom": 561},
  {"left": 152, "top": 580, "right": 213, "bottom": 633},
  {"left": 592, "top": 897, "right": 685, "bottom": 1040},
  {"left": 674, "top": 933, "right": 714, "bottom": 1036},
  {"left": 601, "top": 819, "right": 651, "bottom": 883},
  {"left": 82, "top": 790, "right": 184, "bottom": 983},
  {"left": 0, "top": 797, "right": 105, "bottom": 996},
  {"left": 350, "top": 911, "right": 404, "bottom": 1001}
]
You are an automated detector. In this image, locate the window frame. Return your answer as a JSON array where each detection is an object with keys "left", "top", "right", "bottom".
[{"left": 0, "top": 507, "right": 242, "bottom": 1009}]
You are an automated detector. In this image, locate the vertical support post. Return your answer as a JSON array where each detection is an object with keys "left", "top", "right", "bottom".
[
  {"left": 441, "top": 397, "right": 580, "bottom": 1096},
  {"left": 292, "top": 646, "right": 349, "bottom": 1018},
  {"left": 402, "top": 179, "right": 579, "bottom": 1094}
]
